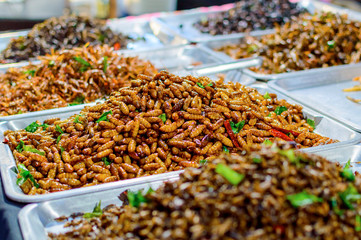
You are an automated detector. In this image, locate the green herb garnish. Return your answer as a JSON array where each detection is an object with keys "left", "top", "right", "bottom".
[
  {"left": 16, "top": 140, "right": 25, "bottom": 152},
  {"left": 98, "top": 34, "right": 105, "bottom": 43},
  {"left": 23, "top": 69, "right": 35, "bottom": 77},
  {"left": 199, "top": 159, "right": 207, "bottom": 165},
  {"left": 340, "top": 159, "right": 355, "bottom": 182},
  {"left": 16, "top": 164, "right": 39, "bottom": 188},
  {"left": 223, "top": 146, "right": 229, "bottom": 154},
  {"left": 25, "top": 122, "right": 40, "bottom": 133},
  {"left": 215, "top": 164, "right": 245, "bottom": 186},
  {"left": 327, "top": 40, "right": 335, "bottom": 50},
  {"left": 263, "top": 139, "right": 273, "bottom": 145},
  {"left": 330, "top": 197, "right": 344, "bottom": 216},
  {"left": 158, "top": 113, "right": 167, "bottom": 123},
  {"left": 83, "top": 201, "right": 102, "bottom": 219},
  {"left": 253, "top": 157, "right": 262, "bottom": 163},
  {"left": 263, "top": 92, "right": 271, "bottom": 99},
  {"left": 196, "top": 82, "right": 205, "bottom": 89},
  {"left": 16, "top": 110, "right": 23, "bottom": 114},
  {"left": 73, "top": 56, "right": 92, "bottom": 73},
  {"left": 229, "top": 120, "right": 245, "bottom": 134},
  {"left": 274, "top": 106, "right": 287, "bottom": 115},
  {"left": 307, "top": 119, "right": 315, "bottom": 129},
  {"left": 96, "top": 111, "right": 112, "bottom": 123},
  {"left": 207, "top": 83, "right": 213, "bottom": 87},
  {"left": 48, "top": 60, "right": 55, "bottom": 67},
  {"left": 103, "top": 56, "right": 108, "bottom": 72},
  {"left": 356, "top": 215, "right": 361, "bottom": 231},
  {"left": 69, "top": 95, "right": 85, "bottom": 106},
  {"left": 287, "top": 191, "right": 323, "bottom": 208},
  {"left": 127, "top": 190, "right": 150, "bottom": 208},
  {"left": 25, "top": 122, "right": 48, "bottom": 132},
  {"left": 74, "top": 114, "right": 83, "bottom": 124},
  {"left": 102, "top": 157, "right": 111, "bottom": 166},
  {"left": 55, "top": 125, "right": 64, "bottom": 144},
  {"left": 247, "top": 44, "right": 258, "bottom": 53},
  {"left": 60, "top": 146, "right": 65, "bottom": 154},
  {"left": 339, "top": 184, "right": 361, "bottom": 210},
  {"left": 23, "top": 145, "right": 45, "bottom": 156}
]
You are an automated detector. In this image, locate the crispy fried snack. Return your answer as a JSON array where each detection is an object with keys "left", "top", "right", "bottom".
[{"left": 5, "top": 71, "right": 336, "bottom": 195}]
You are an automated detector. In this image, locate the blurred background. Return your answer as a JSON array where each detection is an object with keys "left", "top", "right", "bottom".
[{"left": 0, "top": 0, "right": 360, "bottom": 31}]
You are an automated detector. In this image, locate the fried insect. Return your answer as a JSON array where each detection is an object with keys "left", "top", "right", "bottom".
[{"left": 5, "top": 71, "right": 336, "bottom": 195}]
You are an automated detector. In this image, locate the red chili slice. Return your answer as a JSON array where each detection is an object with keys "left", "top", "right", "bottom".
[
  {"left": 224, "top": 120, "right": 241, "bottom": 149},
  {"left": 269, "top": 129, "right": 294, "bottom": 142}
]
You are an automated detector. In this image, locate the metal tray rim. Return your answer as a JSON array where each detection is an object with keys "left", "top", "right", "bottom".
[{"left": 268, "top": 76, "right": 361, "bottom": 132}]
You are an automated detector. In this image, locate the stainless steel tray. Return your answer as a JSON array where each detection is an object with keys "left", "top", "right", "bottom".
[
  {"left": 1, "top": 84, "right": 360, "bottom": 203},
  {"left": 18, "top": 145, "right": 361, "bottom": 240},
  {"left": 0, "top": 44, "right": 255, "bottom": 122},
  {"left": 202, "top": 34, "right": 361, "bottom": 81},
  {"left": 150, "top": 0, "right": 348, "bottom": 44},
  {"left": 0, "top": 17, "right": 164, "bottom": 65},
  {"left": 268, "top": 66, "right": 361, "bottom": 132},
  {"left": 252, "top": 84, "right": 361, "bottom": 153},
  {"left": 307, "top": 144, "right": 361, "bottom": 172},
  {"left": 19, "top": 176, "right": 180, "bottom": 240}
]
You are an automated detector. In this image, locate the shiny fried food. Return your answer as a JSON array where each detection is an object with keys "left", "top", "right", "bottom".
[
  {"left": 0, "top": 45, "right": 157, "bottom": 116},
  {"left": 5, "top": 71, "right": 336, "bottom": 195},
  {"left": 0, "top": 15, "right": 128, "bottom": 63},
  {"left": 49, "top": 142, "right": 361, "bottom": 240},
  {"left": 216, "top": 12, "right": 361, "bottom": 74},
  {"left": 194, "top": 0, "right": 305, "bottom": 35}
]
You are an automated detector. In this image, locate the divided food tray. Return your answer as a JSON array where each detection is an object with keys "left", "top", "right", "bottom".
[
  {"left": 149, "top": 0, "right": 353, "bottom": 44},
  {"left": 18, "top": 143, "right": 361, "bottom": 240},
  {"left": 1, "top": 85, "right": 360, "bottom": 203},
  {"left": 268, "top": 66, "right": 361, "bottom": 132}
]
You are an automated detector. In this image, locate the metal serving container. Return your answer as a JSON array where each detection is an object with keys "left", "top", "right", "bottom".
[
  {"left": 202, "top": 34, "right": 361, "bottom": 82},
  {"left": 307, "top": 144, "right": 361, "bottom": 172},
  {"left": 0, "top": 44, "right": 258, "bottom": 122},
  {"left": 0, "top": 17, "right": 165, "bottom": 66},
  {"left": 268, "top": 66, "right": 361, "bottom": 132},
  {"left": 149, "top": 0, "right": 353, "bottom": 44},
  {"left": 18, "top": 144, "right": 361, "bottom": 240},
  {"left": 18, "top": 177, "right": 179, "bottom": 240},
  {"left": 1, "top": 84, "right": 360, "bottom": 203}
]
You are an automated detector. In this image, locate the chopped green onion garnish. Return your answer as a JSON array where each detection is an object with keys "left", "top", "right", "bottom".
[
  {"left": 215, "top": 163, "right": 245, "bottom": 186},
  {"left": 286, "top": 191, "right": 323, "bottom": 208},
  {"left": 253, "top": 157, "right": 262, "bottom": 163},
  {"left": 74, "top": 114, "right": 83, "bottom": 124},
  {"left": 127, "top": 190, "right": 150, "bottom": 208},
  {"left": 339, "top": 184, "right": 361, "bottom": 210},
  {"left": 229, "top": 120, "right": 245, "bottom": 134},
  {"left": 330, "top": 197, "right": 344, "bottom": 216},
  {"left": 103, "top": 56, "right": 108, "bottom": 73},
  {"left": 69, "top": 95, "right": 85, "bottom": 106},
  {"left": 73, "top": 56, "right": 92, "bottom": 73},
  {"left": 25, "top": 122, "right": 40, "bottom": 133},
  {"left": 356, "top": 215, "right": 361, "bottom": 231}
]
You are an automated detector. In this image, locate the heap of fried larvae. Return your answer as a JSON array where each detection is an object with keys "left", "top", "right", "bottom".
[
  {"left": 5, "top": 71, "right": 336, "bottom": 195},
  {"left": 0, "top": 45, "right": 156, "bottom": 116},
  {"left": 50, "top": 142, "right": 361, "bottom": 239}
]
